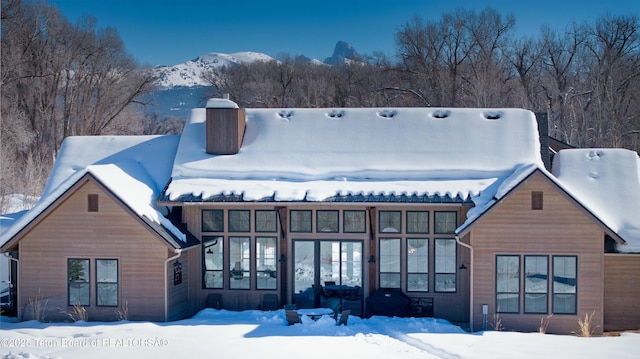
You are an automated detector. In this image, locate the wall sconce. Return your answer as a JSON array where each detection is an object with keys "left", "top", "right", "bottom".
[
  {"left": 459, "top": 262, "right": 468, "bottom": 270},
  {"left": 279, "top": 254, "right": 286, "bottom": 263},
  {"left": 368, "top": 255, "right": 376, "bottom": 263}
]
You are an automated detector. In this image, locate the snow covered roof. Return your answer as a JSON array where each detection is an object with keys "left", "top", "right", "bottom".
[
  {"left": 1, "top": 135, "right": 190, "bottom": 249},
  {"left": 553, "top": 149, "right": 640, "bottom": 253},
  {"left": 163, "top": 105, "right": 544, "bottom": 202}
]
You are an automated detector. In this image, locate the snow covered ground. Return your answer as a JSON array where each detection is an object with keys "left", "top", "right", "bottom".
[{"left": 1, "top": 309, "right": 638, "bottom": 359}]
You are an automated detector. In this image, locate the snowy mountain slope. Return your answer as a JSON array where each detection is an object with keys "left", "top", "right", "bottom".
[{"left": 153, "top": 51, "right": 276, "bottom": 88}]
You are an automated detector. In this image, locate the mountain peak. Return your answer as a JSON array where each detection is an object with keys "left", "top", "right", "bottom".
[{"left": 324, "top": 41, "right": 362, "bottom": 65}]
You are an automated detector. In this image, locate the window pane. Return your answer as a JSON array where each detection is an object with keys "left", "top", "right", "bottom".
[
  {"left": 202, "top": 209, "right": 224, "bottom": 232},
  {"left": 497, "top": 293, "right": 519, "bottom": 313},
  {"left": 229, "top": 210, "right": 250, "bottom": 232},
  {"left": 230, "top": 237, "right": 250, "bottom": 289},
  {"left": 379, "top": 211, "right": 401, "bottom": 233},
  {"left": 256, "top": 237, "right": 277, "bottom": 289},
  {"left": 379, "top": 238, "right": 400, "bottom": 288},
  {"left": 290, "top": 210, "right": 312, "bottom": 232},
  {"left": 407, "top": 211, "right": 429, "bottom": 234},
  {"left": 96, "top": 259, "right": 118, "bottom": 306},
  {"left": 496, "top": 255, "right": 519, "bottom": 313},
  {"left": 344, "top": 210, "right": 365, "bottom": 233},
  {"left": 408, "top": 274, "right": 429, "bottom": 292},
  {"left": 380, "top": 273, "right": 401, "bottom": 288},
  {"left": 203, "top": 236, "right": 224, "bottom": 289},
  {"left": 524, "top": 256, "right": 548, "bottom": 314},
  {"left": 525, "top": 293, "right": 548, "bottom": 313},
  {"left": 68, "top": 259, "right": 90, "bottom": 306},
  {"left": 317, "top": 210, "right": 339, "bottom": 233},
  {"left": 434, "top": 211, "right": 457, "bottom": 233},
  {"left": 407, "top": 239, "right": 428, "bottom": 292},
  {"left": 553, "top": 256, "right": 577, "bottom": 314},
  {"left": 256, "top": 210, "right": 277, "bottom": 232},
  {"left": 435, "top": 239, "right": 456, "bottom": 273},
  {"left": 435, "top": 274, "right": 456, "bottom": 292}
]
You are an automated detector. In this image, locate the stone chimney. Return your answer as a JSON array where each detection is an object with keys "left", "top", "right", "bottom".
[{"left": 205, "top": 97, "right": 246, "bottom": 155}]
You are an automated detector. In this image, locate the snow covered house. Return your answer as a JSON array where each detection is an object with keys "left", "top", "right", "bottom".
[{"left": 1, "top": 99, "right": 639, "bottom": 334}]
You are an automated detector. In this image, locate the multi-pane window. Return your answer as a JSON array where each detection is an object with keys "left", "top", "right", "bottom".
[
  {"left": 496, "top": 255, "right": 520, "bottom": 313},
  {"left": 290, "top": 210, "right": 312, "bottom": 233},
  {"left": 229, "top": 210, "right": 250, "bottom": 232},
  {"left": 68, "top": 259, "right": 90, "bottom": 306},
  {"left": 407, "top": 211, "right": 429, "bottom": 234},
  {"left": 203, "top": 236, "right": 224, "bottom": 289},
  {"left": 230, "top": 237, "right": 251, "bottom": 289},
  {"left": 553, "top": 256, "right": 577, "bottom": 314},
  {"left": 317, "top": 210, "right": 339, "bottom": 233},
  {"left": 496, "top": 255, "right": 578, "bottom": 315},
  {"left": 343, "top": 210, "right": 366, "bottom": 233},
  {"left": 407, "top": 239, "right": 428, "bottom": 291},
  {"left": 435, "top": 238, "right": 456, "bottom": 292},
  {"left": 379, "top": 238, "right": 401, "bottom": 288},
  {"left": 256, "top": 210, "right": 277, "bottom": 232},
  {"left": 434, "top": 211, "right": 457, "bottom": 234},
  {"left": 256, "top": 237, "right": 277, "bottom": 289},
  {"left": 202, "top": 209, "right": 224, "bottom": 232},
  {"left": 524, "top": 256, "right": 548, "bottom": 313},
  {"left": 379, "top": 211, "right": 401, "bottom": 233},
  {"left": 96, "top": 259, "right": 118, "bottom": 307}
]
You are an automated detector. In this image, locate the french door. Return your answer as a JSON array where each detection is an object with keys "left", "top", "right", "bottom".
[{"left": 293, "top": 240, "right": 363, "bottom": 314}]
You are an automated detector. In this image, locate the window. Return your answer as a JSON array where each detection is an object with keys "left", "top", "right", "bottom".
[
  {"left": 379, "top": 211, "right": 401, "bottom": 233},
  {"left": 256, "top": 237, "right": 277, "bottom": 289},
  {"left": 290, "top": 210, "right": 312, "bottom": 233},
  {"left": 407, "top": 211, "right": 429, "bottom": 234},
  {"left": 96, "top": 259, "right": 118, "bottom": 307},
  {"left": 230, "top": 237, "right": 250, "bottom": 289},
  {"left": 434, "top": 211, "right": 457, "bottom": 234},
  {"left": 317, "top": 210, "right": 339, "bottom": 232},
  {"left": 407, "top": 239, "right": 428, "bottom": 291},
  {"left": 68, "top": 259, "right": 90, "bottom": 306},
  {"left": 202, "top": 209, "right": 224, "bottom": 232},
  {"left": 532, "top": 191, "right": 544, "bottom": 210},
  {"left": 496, "top": 255, "right": 520, "bottom": 313},
  {"left": 553, "top": 256, "right": 577, "bottom": 314},
  {"left": 256, "top": 210, "right": 277, "bottom": 232},
  {"left": 379, "top": 238, "right": 401, "bottom": 288},
  {"left": 524, "top": 256, "right": 548, "bottom": 313},
  {"left": 343, "top": 210, "right": 366, "bottom": 233},
  {"left": 229, "top": 210, "right": 250, "bottom": 232},
  {"left": 203, "top": 236, "right": 224, "bottom": 288},
  {"left": 87, "top": 194, "right": 99, "bottom": 212},
  {"left": 435, "top": 238, "right": 456, "bottom": 292}
]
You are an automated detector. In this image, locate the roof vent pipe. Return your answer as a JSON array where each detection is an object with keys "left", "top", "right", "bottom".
[{"left": 205, "top": 98, "right": 245, "bottom": 155}]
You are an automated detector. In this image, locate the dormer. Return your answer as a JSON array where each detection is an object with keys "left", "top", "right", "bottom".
[{"left": 205, "top": 97, "right": 246, "bottom": 155}]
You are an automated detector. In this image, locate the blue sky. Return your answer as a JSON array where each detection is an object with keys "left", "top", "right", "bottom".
[{"left": 49, "top": 0, "right": 639, "bottom": 67}]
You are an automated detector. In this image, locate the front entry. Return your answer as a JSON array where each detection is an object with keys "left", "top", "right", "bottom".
[{"left": 293, "top": 240, "right": 363, "bottom": 316}]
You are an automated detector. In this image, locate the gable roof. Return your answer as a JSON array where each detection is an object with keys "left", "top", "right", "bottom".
[
  {"left": 1, "top": 135, "right": 196, "bottom": 252},
  {"left": 162, "top": 105, "right": 544, "bottom": 203},
  {"left": 456, "top": 164, "right": 627, "bottom": 249},
  {"left": 552, "top": 148, "right": 640, "bottom": 253}
]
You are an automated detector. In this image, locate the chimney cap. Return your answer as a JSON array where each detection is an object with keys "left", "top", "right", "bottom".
[{"left": 206, "top": 98, "right": 239, "bottom": 109}]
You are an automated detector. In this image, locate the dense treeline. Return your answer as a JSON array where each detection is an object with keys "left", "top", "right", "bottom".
[{"left": 1, "top": 0, "right": 639, "bottom": 212}]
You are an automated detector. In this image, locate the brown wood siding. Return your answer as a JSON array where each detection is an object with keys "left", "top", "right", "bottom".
[
  {"left": 603, "top": 254, "right": 640, "bottom": 331},
  {"left": 205, "top": 108, "right": 246, "bottom": 155},
  {"left": 469, "top": 172, "right": 605, "bottom": 334},
  {"left": 17, "top": 180, "right": 170, "bottom": 322}
]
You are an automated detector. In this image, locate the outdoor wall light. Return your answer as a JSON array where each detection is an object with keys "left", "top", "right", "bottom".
[
  {"left": 279, "top": 254, "right": 286, "bottom": 263},
  {"left": 368, "top": 255, "right": 376, "bottom": 263}
]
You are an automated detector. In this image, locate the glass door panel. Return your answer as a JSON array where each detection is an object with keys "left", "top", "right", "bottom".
[
  {"left": 294, "top": 240, "right": 363, "bottom": 315},
  {"left": 293, "top": 241, "right": 315, "bottom": 308}
]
